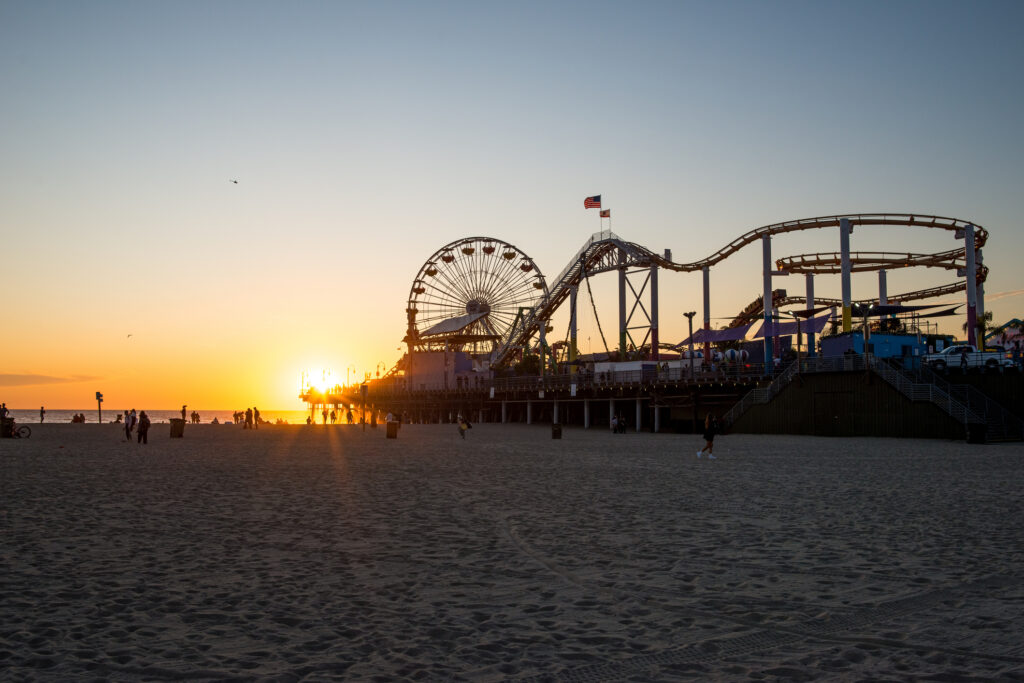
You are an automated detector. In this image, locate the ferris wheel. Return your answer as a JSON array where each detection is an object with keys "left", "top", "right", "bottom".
[{"left": 405, "top": 237, "right": 547, "bottom": 355}]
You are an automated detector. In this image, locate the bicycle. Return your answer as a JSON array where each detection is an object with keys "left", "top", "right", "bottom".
[{"left": 7, "top": 422, "right": 31, "bottom": 438}]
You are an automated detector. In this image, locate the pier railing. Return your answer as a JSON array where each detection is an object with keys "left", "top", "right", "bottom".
[{"left": 358, "top": 363, "right": 771, "bottom": 401}]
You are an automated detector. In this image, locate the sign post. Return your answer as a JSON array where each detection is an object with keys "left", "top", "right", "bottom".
[{"left": 95, "top": 391, "right": 104, "bottom": 424}]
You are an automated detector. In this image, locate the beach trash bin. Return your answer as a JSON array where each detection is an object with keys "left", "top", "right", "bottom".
[
  {"left": 386, "top": 421, "right": 399, "bottom": 439},
  {"left": 966, "top": 423, "right": 986, "bottom": 444},
  {"left": 552, "top": 423, "right": 562, "bottom": 439},
  {"left": 0, "top": 418, "right": 12, "bottom": 438},
  {"left": 169, "top": 418, "right": 185, "bottom": 438}
]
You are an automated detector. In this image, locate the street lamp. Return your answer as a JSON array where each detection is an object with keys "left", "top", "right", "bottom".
[
  {"left": 789, "top": 311, "right": 802, "bottom": 373},
  {"left": 683, "top": 311, "right": 696, "bottom": 378}
]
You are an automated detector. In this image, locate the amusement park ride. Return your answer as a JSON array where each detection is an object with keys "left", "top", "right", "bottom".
[{"left": 396, "top": 213, "right": 988, "bottom": 385}]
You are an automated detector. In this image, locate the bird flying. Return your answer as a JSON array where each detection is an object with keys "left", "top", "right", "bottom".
[{"left": 230, "top": 179, "right": 238, "bottom": 184}]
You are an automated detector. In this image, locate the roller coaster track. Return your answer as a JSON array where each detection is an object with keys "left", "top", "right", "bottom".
[
  {"left": 724, "top": 246, "right": 988, "bottom": 328},
  {"left": 727, "top": 281, "right": 968, "bottom": 329},
  {"left": 776, "top": 247, "right": 987, "bottom": 277},
  {"left": 492, "top": 214, "right": 984, "bottom": 368}
]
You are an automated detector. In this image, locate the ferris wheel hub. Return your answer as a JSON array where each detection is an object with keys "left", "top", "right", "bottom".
[{"left": 466, "top": 299, "right": 491, "bottom": 315}]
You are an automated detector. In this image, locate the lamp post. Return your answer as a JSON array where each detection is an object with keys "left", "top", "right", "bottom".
[
  {"left": 684, "top": 311, "right": 696, "bottom": 378},
  {"left": 790, "top": 312, "right": 802, "bottom": 374}
]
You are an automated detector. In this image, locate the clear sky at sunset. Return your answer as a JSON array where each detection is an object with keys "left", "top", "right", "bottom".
[{"left": 2, "top": 0, "right": 1023, "bottom": 410}]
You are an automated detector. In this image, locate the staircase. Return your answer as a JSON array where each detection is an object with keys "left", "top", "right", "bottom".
[{"left": 723, "top": 355, "right": 1023, "bottom": 442}]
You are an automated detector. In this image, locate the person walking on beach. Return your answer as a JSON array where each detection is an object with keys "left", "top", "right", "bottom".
[
  {"left": 697, "top": 413, "right": 718, "bottom": 459},
  {"left": 137, "top": 411, "right": 151, "bottom": 444},
  {"left": 253, "top": 407, "right": 260, "bottom": 429},
  {"left": 126, "top": 409, "right": 138, "bottom": 442},
  {"left": 457, "top": 413, "right": 472, "bottom": 439},
  {"left": 40, "top": 406, "right": 45, "bottom": 423},
  {"left": 181, "top": 404, "right": 187, "bottom": 421},
  {"left": 244, "top": 407, "right": 253, "bottom": 429},
  {"left": 322, "top": 408, "right": 328, "bottom": 425}
]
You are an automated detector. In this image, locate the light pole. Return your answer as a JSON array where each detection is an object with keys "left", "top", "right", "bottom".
[
  {"left": 684, "top": 311, "right": 696, "bottom": 378},
  {"left": 790, "top": 311, "right": 802, "bottom": 374}
]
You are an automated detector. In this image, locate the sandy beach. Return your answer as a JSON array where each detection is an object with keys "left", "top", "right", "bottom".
[{"left": 2, "top": 423, "right": 1024, "bottom": 681}]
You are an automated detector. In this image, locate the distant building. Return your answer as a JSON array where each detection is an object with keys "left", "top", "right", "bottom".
[{"left": 819, "top": 331, "right": 948, "bottom": 365}]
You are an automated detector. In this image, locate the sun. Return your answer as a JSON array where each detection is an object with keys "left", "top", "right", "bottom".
[{"left": 307, "top": 368, "right": 336, "bottom": 394}]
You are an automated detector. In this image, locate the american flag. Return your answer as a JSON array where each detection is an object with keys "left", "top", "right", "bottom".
[
  {"left": 584, "top": 195, "right": 601, "bottom": 209},
  {"left": 600, "top": 209, "right": 610, "bottom": 218}
]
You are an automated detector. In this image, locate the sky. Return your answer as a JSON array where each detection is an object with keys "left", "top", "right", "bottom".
[{"left": 2, "top": 0, "right": 1023, "bottom": 410}]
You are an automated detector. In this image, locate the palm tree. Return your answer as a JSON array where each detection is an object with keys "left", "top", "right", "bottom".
[{"left": 963, "top": 310, "right": 994, "bottom": 348}]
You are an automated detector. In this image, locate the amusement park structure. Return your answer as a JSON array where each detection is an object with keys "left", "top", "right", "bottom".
[
  {"left": 300, "top": 212, "right": 1018, "bottom": 441},
  {"left": 399, "top": 213, "right": 988, "bottom": 378}
]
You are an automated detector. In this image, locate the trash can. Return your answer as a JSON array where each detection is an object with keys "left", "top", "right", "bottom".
[
  {"left": 552, "top": 424, "right": 562, "bottom": 439},
  {"left": 169, "top": 418, "right": 185, "bottom": 438},
  {"left": 0, "top": 418, "right": 12, "bottom": 438},
  {"left": 966, "top": 423, "right": 986, "bottom": 444},
  {"left": 386, "top": 421, "right": 399, "bottom": 439}
]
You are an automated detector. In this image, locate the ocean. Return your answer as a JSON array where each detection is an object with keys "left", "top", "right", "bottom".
[{"left": 2, "top": 408, "right": 332, "bottom": 425}]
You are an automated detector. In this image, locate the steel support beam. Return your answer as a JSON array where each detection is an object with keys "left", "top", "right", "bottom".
[
  {"left": 965, "top": 224, "right": 977, "bottom": 346},
  {"left": 650, "top": 263, "right": 659, "bottom": 360},
  {"left": 702, "top": 265, "right": 711, "bottom": 364},
  {"left": 569, "top": 284, "right": 578, "bottom": 373},
  {"left": 763, "top": 234, "right": 773, "bottom": 369},
  {"left": 618, "top": 249, "right": 628, "bottom": 356},
  {"left": 805, "top": 273, "right": 816, "bottom": 357},
  {"left": 840, "top": 218, "right": 853, "bottom": 332}
]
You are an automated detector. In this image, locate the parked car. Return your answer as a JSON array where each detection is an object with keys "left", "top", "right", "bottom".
[{"left": 922, "top": 344, "right": 1015, "bottom": 372}]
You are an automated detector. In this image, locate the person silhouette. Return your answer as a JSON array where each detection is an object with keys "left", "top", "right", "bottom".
[{"left": 137, "top": 411, "right": 151, "bottom": 444}]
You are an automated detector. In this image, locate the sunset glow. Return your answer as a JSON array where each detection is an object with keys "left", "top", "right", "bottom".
[{"left": 2, "top": 3, "right": 1021, "bottom": 411}]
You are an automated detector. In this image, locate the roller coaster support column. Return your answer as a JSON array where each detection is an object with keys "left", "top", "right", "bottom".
[
  {"left": 569, "top": 284, "right": 578, "bottom": 373},
  {"left": 539, "top": 321, "right": 547, "bottom": 379},
  {"left": 650, "top": 263, "right": 659, "bottom": 360},
  {"left": 977, "top": 249, "right": 986, "bottom": 344},
  {"left": 840, "top": 218, "right": 853, "bottom": 332},
  {"left": 805, "top": 274, "right": 816, "bottom": 357},
  {"left": 762, "top": 235, "right": 773, "bottom": 372},
  {"left": 618, "top": 249, "right": 628, "bottom": 357},
  {"left": 964, "top": 224, "right": 978, "bottom": 346},
  {"left": 702, "top": 266, "right": 711, "bottom": 365},
  {"left": 878, "top": 268, "right": 888, "bottom": 332}
]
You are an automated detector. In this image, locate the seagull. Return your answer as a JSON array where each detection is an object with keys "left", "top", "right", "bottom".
[
  {"left": 127, "top": 334, "right": 133, "bottom": 338},
  {"left": 230, "top": 179, "right": 238, "bottom": 184}
]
